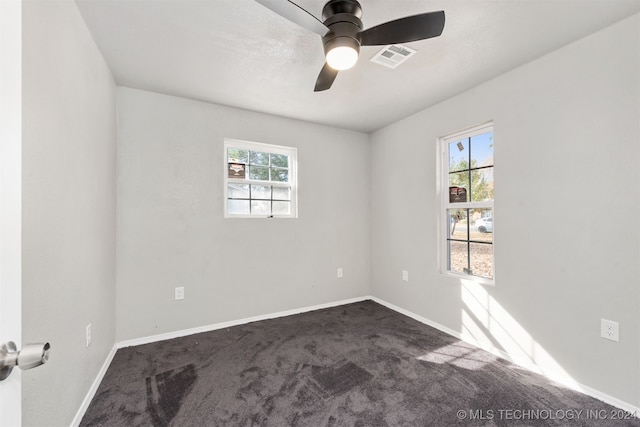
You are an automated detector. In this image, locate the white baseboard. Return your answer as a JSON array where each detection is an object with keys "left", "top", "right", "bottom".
[
  {"left": 370, "top": 296, "right": 640, "bottom": 417},
  {"left": 70, "top": 344, "right": 118, "bottom": 427},
  {"left": 74, "top": 295, "right": 639, "bottom": 425},
  {"left": 71, "top": 296, "right": 369, "bottom": 425},
  {"left": 369, "top": 296, "right": 462, "bottom": 338},
  {"left": 117, "top": 296, "right": 370, "bottom": 349}
]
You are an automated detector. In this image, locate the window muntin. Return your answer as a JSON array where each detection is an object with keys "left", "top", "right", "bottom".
[
  {"left": 441, "top": 124, "right": 494, "bottom": 281},
  {"left": 224, "top": 139, "right": 297, "bottom": 218}
]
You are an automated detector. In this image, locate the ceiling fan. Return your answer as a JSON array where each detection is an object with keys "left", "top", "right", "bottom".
[{"left": 255, "top": 0, "right": 445, "bottom": 91}]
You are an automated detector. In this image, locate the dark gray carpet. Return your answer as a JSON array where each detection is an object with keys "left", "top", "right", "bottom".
[{"left": 81, "top": 301, "right": 639, "bottom": 426}]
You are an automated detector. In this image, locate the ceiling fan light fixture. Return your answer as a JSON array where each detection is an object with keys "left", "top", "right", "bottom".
[
  {"left": 326, "top": 45, "right": 358, "bottom": 70},
  {"left": 325, "top": 36, "right": 360, "bottom": 70}
]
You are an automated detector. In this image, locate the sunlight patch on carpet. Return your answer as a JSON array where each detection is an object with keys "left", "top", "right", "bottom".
[{"left": 416, "top": 343, "right": 495, "bottom": 370}]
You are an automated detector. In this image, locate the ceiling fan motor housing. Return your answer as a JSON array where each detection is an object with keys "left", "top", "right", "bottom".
[{"left": 321, "top": 0, "right": 363, "bottom": 57}]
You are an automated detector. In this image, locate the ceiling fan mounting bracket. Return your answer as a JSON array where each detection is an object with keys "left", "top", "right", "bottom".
[{"left": 322, "top": 0, "right": 362, "bottom": 21}]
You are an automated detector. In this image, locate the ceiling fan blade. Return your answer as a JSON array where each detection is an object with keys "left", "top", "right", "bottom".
[
  {"left": 314, "top": 63, "right": 339, "bottom": 92},
  {"left": 255, "top": 0, "right": 329, "bottom": 36},
  {"left": 359, "top": 11, "right": 445, "bottom": 46}
]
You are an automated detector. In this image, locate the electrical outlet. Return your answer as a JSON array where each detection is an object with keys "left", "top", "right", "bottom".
[
  {"left": 601, "top": 319, "right": 619, "bottom": 342},
  {"left": 86, "top": 324, "right": 92, "bottom": 347},
  {"left": 402, "top": 270, "right": 409, "bottom": 282},
  {"left": 337, "top": 268, "right": 343, "bottom": 278},
  {"left": 175, "top": 286, "right": 185, "bottom": 300}
]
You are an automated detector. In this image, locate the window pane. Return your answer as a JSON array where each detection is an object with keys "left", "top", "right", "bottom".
[
  {"left": 270, "top": 168, "right": 289, "bottom": 183},
  {"left": 471, "top": 167, "right": 494, "bottom": 202},
  {"left": 449, "top": 171, "right": 469, "bottom": 203},
  {"left": 228, "top": 184, "right": 249, "bottom": 199},
  {"left": 272, "top": 186, "right": 291, "bottom": 201},
  {"left": 447, "top": 209, "right": 468, "bottom": 240},
  {"left": 470, "top": 208, "right": 493, "bottom": 242},
  {"left": 251, "top": 200, "right": 271, "bottom": 215},
  {"left": 250, "top": 151, "right": 269, "bottom": 166},
  {"left": 228, "top": 199, "right": 249, "bottom": 215},
  {"left": 251, "top": 185, "right": 271, "bottom": 200},
  {"left": 470, "top": 242, "right": 493, "bottom": 279},
  {"left": 271, "top": 154, "right": 288, "bottom": 168},
  {"left": 227, "top": 148, "right": 248, "bottom": 164},
  {"left": 471, "top": 132, "right": 493, "bottom": 168},
  {"left": 449, "top": 139, "right": 468, "bottom": 172},
  {"left": 249, "top": 165, "right": 269, "bottom": 181},
  {"left": 272, "top": 201, "right": 290, "bottom": 215},
  {"left": 449, "top": 241, "right": 468, "bottom": 275}
]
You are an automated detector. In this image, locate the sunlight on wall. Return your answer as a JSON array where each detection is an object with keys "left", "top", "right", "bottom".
[{"left": 460, "top": 280, "right": 581, "bottom": 390}]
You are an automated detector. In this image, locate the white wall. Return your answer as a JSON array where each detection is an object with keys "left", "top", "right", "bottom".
[
  {"left": 116, "top": 88, "right": 370, "bottom": 341},
  {"left": 21, "top": 1, "right": 117, "bottom": 426},
  {"left": 370, "top": 14, "right": 640, "bottom": 407}
]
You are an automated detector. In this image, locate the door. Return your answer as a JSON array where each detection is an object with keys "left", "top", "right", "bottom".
[{"left": 0, "top": 0, "right": 23, "bottom": 424}]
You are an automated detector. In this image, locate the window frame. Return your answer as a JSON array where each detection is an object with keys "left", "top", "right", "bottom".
[
  {"left": 224, "top": 138, "right": 298, "bottom": 219},
  {"left": 439, "top": 122, "right": 494, "bottom": 285}
]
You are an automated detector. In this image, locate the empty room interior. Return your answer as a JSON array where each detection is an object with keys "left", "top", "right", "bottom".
[{"left": 2, "top": 0, "right": 640, "bottom": 425}]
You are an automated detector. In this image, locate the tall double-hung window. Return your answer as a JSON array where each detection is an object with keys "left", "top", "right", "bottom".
[
  {"left": 441, "top": 123, "right": 494, "bottom": 282},
  {"left": 224, "top": 139, "right": 297, "bottom": 218}
]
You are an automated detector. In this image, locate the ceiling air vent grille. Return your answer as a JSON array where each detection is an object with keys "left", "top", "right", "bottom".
[{"left": 370, "top": 44, "right": 417, "bottom": 69}]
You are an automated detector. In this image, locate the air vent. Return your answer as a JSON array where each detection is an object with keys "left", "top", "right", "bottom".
[{"left": 370, "top": 44, "right": 417, "bottom": 69}]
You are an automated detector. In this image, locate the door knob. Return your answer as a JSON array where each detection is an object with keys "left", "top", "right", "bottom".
[{"left": 0, "top": 341, "right": 50, "bottom": 381}]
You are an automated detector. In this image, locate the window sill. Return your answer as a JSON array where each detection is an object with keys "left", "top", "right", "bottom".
[{"left": 442, "top": 271, "right": 495, "bottom": 287}]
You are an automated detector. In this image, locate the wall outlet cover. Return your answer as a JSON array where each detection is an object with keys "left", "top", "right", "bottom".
[
  {"left": 175, "top": 286, "right": 185, "bottom": 300},
  {"left": 600, "top": 319, "right": 619, "bottom": 342}
]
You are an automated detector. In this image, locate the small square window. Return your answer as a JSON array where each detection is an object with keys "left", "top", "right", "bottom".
[{"left": 224, "top": 139, "right": 297, "bottom": 218}]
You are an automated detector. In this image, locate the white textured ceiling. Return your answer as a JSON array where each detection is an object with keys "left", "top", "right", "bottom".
[{"left": 75, "top": 0, "right": 640, "bottom": 132}]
